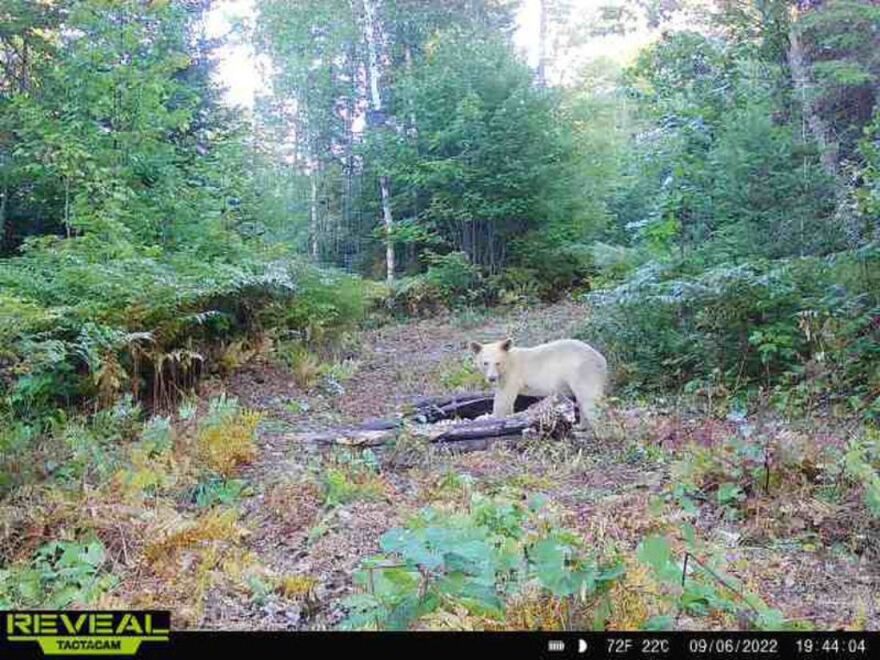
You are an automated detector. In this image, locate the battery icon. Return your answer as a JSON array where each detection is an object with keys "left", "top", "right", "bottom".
[{"left": 548, "top": 640, "right": 565, "bottom": 652}]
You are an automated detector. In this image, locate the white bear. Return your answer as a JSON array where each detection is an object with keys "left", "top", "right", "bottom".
[{"left": 469, "top": 337, "right": 608, "bottom": 429}]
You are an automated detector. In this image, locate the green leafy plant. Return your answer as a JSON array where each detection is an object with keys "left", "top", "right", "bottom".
[
  {"left": 636, "top": 534, "right": 789, "bottom": 630},
  {"left": 192, "top": 476, "right": 253, "bottom": 508},
  {"left": 319, "top": 449, "right": 387, "bottom": 507},
  {"left": 581, "top": 257, "right": 880, "bottom": 415},
  {"left": 844, "top": 435, "right": 880, "bottom": 517},
  {"left": 0, "top": 539, "right": 117, "bottom": 609},
  {"left": 340, "top": 494, "right": 623, "bottom": 630}
]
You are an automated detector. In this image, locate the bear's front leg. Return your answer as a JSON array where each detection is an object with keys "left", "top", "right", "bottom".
[{"left": 492, "top": 387, "right": 517, "bottom": 418}]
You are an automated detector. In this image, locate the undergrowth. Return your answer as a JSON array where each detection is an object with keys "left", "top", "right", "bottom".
[
  {"left": 0, "top": 394, "right": 265, "bottom": 624},
  {"left": 339, "top": 487, "right": 797, "bottom": 631}
]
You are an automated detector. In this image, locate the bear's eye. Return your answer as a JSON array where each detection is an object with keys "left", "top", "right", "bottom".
[{"left": 483, "top": 361, "right": 489, "bottom": 367}]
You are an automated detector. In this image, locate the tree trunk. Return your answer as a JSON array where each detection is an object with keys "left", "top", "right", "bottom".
[
  {"left": 362, "top": 0, "right": 395, "bottom": 283},
  {"left": 786, "top": 9, "right": 839, "bottom": 178},
  {"left": 342, "top": 44, "right": 356, "bottom": 264},
  {"left": 310, "top": 164, "right": 319, "bottom": 260}
]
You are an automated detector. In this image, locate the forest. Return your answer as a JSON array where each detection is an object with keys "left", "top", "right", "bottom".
[{"left": 0, "top": 0, "right": 878, "bottom": 632}]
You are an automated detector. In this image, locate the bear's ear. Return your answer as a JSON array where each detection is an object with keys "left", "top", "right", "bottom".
[
  {"left": 500, "top": 337, "right": 513, "bottom": 351},
  {"left": 468, "top": 340, "right": 482, "bottom": 354}
]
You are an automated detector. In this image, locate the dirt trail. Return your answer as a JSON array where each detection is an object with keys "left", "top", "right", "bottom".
[{"left": 202, "top": 299, "right": 878, "bottom": 630}]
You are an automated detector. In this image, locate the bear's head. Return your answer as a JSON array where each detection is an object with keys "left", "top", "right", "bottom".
[{"left": 468, "top": 337, "right": 513, "bottom": 385}]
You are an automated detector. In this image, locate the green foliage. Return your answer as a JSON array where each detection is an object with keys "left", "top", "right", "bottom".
[
  {"left": 799, "top": 0, "right": 880, "bottom": 159},
  {"left": 380, "top": 29, "right": 590, "bottom": 274},
  {"left": 0, "top": 247, "right": 366, "bottom": 420},
  {"left": 340, "top": 494, "right": 623, "bottom": 630},
  {"left": 423, "top": 252, "right": 484, "bottom": 304},
  {"left": 0, "top": 0, "right": 375, "bottom": 435},
  {"left": 614, "top": 27, "right": 846, "bottom": 262},
  {"left": 666, "top": 433, "right": 768, "bottom": 520},
  {"left": 637, "top": 534, "right": 787, "bottom": 630},
  {"left": 319, "top": 448, "right": 386, "bottom": 508},
  {"left": 502, "top": 237, "right": 595, "bottom": 301},
  {"left": 0, "top": 539, "right": 117, "bottom": 609},
  {"left": 581, "top": 256, "right": 880, "bottom": 415},
  {"left": 389, "top": 252, "right": 489, "bottom": 314},
  {"left": 844, "top": 434, "right": 880, "bottom": 517},
  {"left": 708, "top": 102, "right": 840, "bottom": 259},
  {"left": 192, "top": 476, "right": 252, "bottom": 509},
  {"left": 860, "top": 111, "right": 880, "bottom": 218},
  {"left": 261, "top": 265, "right": 371, "bottom": 345}
]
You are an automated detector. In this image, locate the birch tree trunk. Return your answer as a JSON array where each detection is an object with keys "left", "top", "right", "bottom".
[
  {"left": 786, "top": 8, "right": 839, "bottom": 178},
  {"left": 342, "top": 43, "right": 356, "bottom": 260},
  {"left": 362, "top": 0, "right": 395, "bottom": 283}
]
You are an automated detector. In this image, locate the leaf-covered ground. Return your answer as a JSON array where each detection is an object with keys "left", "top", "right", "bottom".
[{"left": 197, "top": 299, "right": 878, "bottom": 630}]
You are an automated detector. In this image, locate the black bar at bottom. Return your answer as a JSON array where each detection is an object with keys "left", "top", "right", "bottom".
[{"left": 3, "top": 630, "right": 876, "bottom": 660}]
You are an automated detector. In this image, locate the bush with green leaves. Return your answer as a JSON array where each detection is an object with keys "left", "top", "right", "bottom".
[
  {"left": 580, "top": 254, "right": 880, "bottom": 416},
  {"left": 637, "top": 533, "right": 791, "bottom": 630},
  {"left": 389, "top": 252, "right": 489, "bottom": 315},
  {"left": 844, "top": 434, "right": 880, "bottom": 518},
  {"left": 0, "top": 539, "right": 117, "bottom": 609},
  {"left": 0, "top": 246, "right": 372, "bottom": 421},
  {"left": 501, "top": 235, "right": 596, "bottom": 302},
  {"left": 191, "top": 475, "right": 253, "bottom": 509},
  {"left": 318, "top": 448, "right": 386, "bottom": 508},
  {"left": 340, "top": 493, "right": 623, "bottom": 630}
]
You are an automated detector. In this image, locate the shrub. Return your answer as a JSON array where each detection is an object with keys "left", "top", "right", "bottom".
[
  {"left": 436, "top": 357, "right": 486, "bottom": 392},
  {"left": 340, "top": 494, "right": 623, "bottom": 630},
  {"left": 636, "top": 534, "right": 789, "bottom": 630},
  {"left": 845, "top": 434, "right": 880, "bottom": 518},
  {"left": 318, "top": 448, "right": 388, "bottom": 507},
  {"left": 0, "top": 246, "right": 368, "bottom": 421},
  {"left": 0, "top": 539, "right": 117, "bottom": 609},
  {"left": 488, "top": 268, "right": 545, "bottom": 306},
  {"left": 260, "top": 264, "right": 372, "bottom": 345},
  {"left": 502, "top": 235, "right": 596, "bottom": 302},
  {"left": 390, "top": 252, "right": 488, "bottom": 315},
  {"left": 424, "top": 252, "right": 483, "bottom": 302},
  {"left": 587, "top": 242, "right": 649, "bottom": 287},
  {"left": 192, "top": 476, "right": 252, "bottom": 509},
  {"left": 580, "top": 255, "right": 880, "bottom": 415}
]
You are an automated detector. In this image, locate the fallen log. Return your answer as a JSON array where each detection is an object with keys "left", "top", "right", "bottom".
[
  {"left": 407, "top": 391, "right": 545, "bottom": 423},
  {"left": 291, "top": 394, "right": 576, "bottom": 451},
  {"left": 292, "top": 427, "right": 395, "bottom": 447},
  {"left": 408, "top": 391, "right": 487, "bottom": 409}
]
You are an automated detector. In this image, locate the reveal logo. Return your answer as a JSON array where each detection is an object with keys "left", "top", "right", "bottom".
[{"left": 3, "top": 611, "right": 170, "bottom": 656}]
